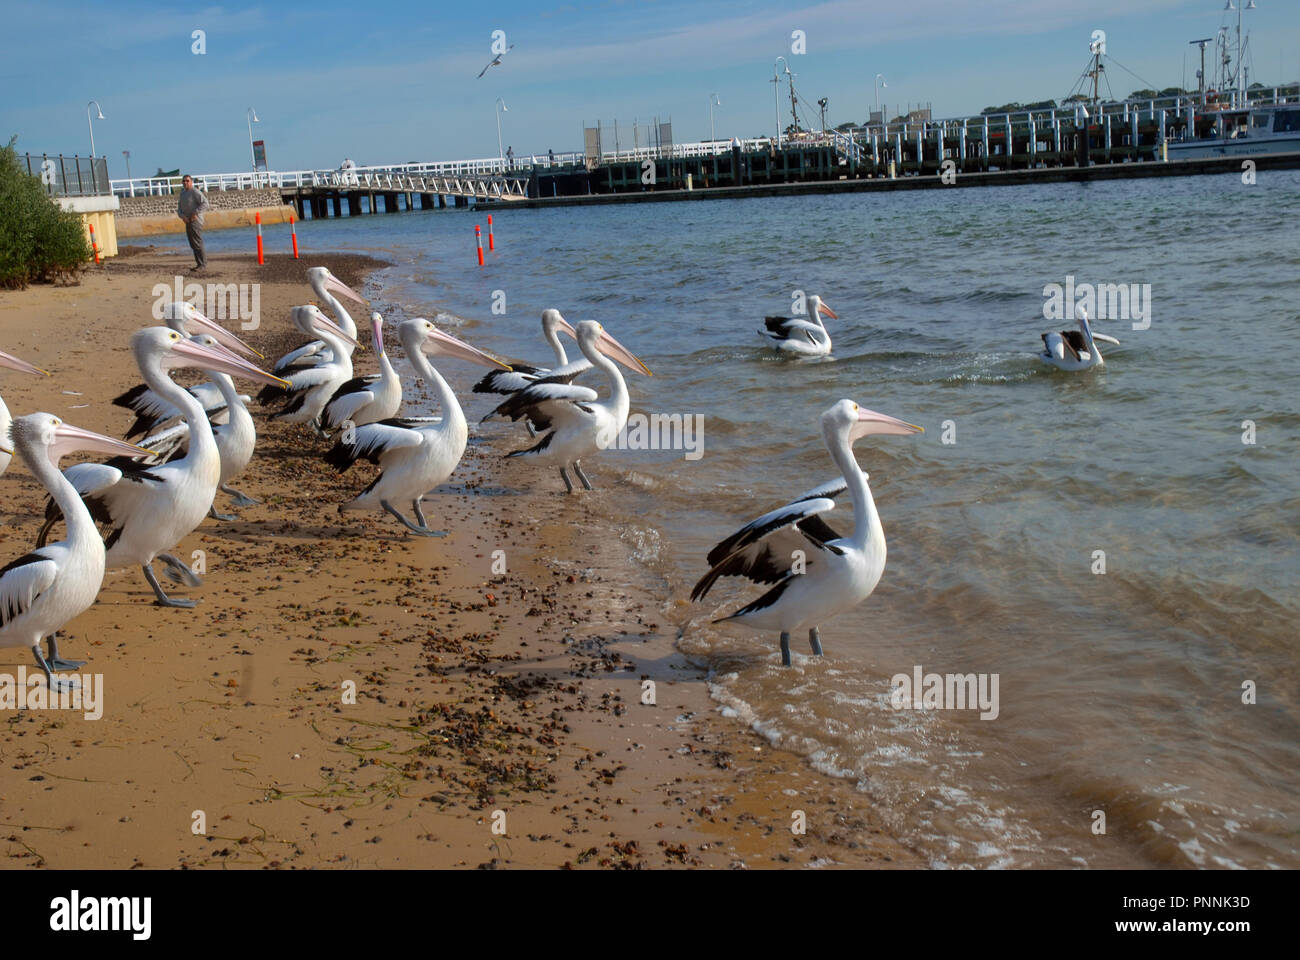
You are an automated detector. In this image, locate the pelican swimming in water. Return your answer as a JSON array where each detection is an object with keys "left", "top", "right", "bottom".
[
  {"left": 486, "top": 320, "right": 652, "bottom": 493},
  {"left": 1038, "top": 306, "right": 1119, "bottom": 371},
  {"left": 111, "top": 302, "right": 262, "bottom": 440},
  {"left": 138, "top": 335, "right": 264, "bottom": 520},
  {"left": 1, "top": 414, "right": 153, "bottom": 688},
  {"left": 37, "top": 328, "right": 288, "bottom": 607},
  {"left": 320, "top": 312, "right": 402, "bottom": 432},
  {"left": 258, "top": 305, "right": 362, "bottom": 438},
  {"left": 273, "top": 267, "right": 368, "bottom": 374},
  {"left": 325, "top": 319, "right": 509, "bottom": 536},
  {"left": 757, "top": 295, "right": 838, "bottom": 358},
  {"left": 0, "top": 347, "right": 51, "bottom": 477},
  {"left": 691, "top": 399, "right": 923, "bottom": 666}
]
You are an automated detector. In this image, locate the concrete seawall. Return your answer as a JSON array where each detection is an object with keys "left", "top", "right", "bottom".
[{"left": 116, "top": 188, "right": 296, "bottom": 237}]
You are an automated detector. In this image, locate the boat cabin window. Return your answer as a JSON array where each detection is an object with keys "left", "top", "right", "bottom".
[
  {"left": 1251, "top": 113, "right": 1270, "bottom": 128},
  {"left": 1274, "top": 110, "right": 1300, "bottom": 133}
]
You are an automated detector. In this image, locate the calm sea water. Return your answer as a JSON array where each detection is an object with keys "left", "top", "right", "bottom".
[{"left": 163, "top": 171, "right": 1299, "bottom": 868}]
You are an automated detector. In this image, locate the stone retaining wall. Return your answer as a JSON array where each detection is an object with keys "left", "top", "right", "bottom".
[{"left": 118, "top": 188, "right": 287, "bottom": 219}]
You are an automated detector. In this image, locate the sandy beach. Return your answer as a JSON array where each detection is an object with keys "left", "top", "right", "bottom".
[{"left": 0, "top": 250, "right": 918, "bottom": 870}]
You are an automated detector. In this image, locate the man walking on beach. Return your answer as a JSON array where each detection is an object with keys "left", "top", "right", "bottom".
[{"left": 177, "top": 175, "right": 209, "bottom": 271}]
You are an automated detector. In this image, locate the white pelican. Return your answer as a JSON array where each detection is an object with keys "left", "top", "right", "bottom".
[
  {"left": 112, "top": 302, "right": 262, "bottom": 439},
  {"left": 691, "top": 399, "right": 922, "bottom": 666},
  {"left": 0, "top": 348, "right": 51, "bottom": 477},
  {"left": 757, "top": 295, "right": 838, "bottom": 357},
  {"left": 487, "top": 320, "right": 652, "bottom": 493},
  {"left": 273, "top": 267, "right": 368, "bottom": 374},
  {"left": 320, "top": 312, "right": 402, "bottom": 432},
  {"left": 138, "top": 335, "right": 262, "bottom": 521},
  {"left": 258, "top": 305, "right": 361, "bottom": 437},
  {"left": 37, "top": 329, "right": 289, "bottom": 607},
  {"left": 1039, "top": 306, "right": 1120, "bottom": 371},
  {"left": 325, "top": 319, "right": 509, "bottom": 536},
  {"left": 473, "top": 309, "right": 585, "bottom": 437},
  {"left": 1, "top": 414, "right": 153, "bottom": 687}
]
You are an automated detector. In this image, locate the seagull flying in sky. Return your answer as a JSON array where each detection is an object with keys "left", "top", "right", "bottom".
[{"left": 477, "top": 44, "right": 515, "bottom": 78}]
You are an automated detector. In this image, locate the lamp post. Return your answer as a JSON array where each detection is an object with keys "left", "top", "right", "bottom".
[
  {"left": 773, "top": 57, "right": 791, "bottom": 147},
  {"left": 874, "top": 75, "right": 887, "bottom": 134},
  {"left": 709, "top": 93, "right": 721, "bottom": 142},
  {"left": 246, "top": 107, "right": 260, "bottom": 174},
  {"left": 122, "top": 149, "right": 131, "bottom": 180},
  {"left": 495, "top": 97, "right": 508, "bottom": 161},
  {"left": 818, "top": 97, "right": 828, "bottom": 134},
  {"left": 86, "top": 100, "right": 104, "bottom": 157}
]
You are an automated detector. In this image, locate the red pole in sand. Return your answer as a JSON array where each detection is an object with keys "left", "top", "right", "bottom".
[
  {"left": 475, "top": 224, "right": 484, "bottom": 266},
  {"left": 255, "top": 211, "right": 265, "bottom": 265},
  {"left": 88, "top": 222, "right": 100, "bottom": 265},
  {"left": 290, "top": 214, "right": 299, "bottom": 259},
  {"left": 487, "top": 214, "right": 494, "bottom": 252}
]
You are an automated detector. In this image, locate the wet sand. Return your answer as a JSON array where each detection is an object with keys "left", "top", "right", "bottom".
[{"left": 0, "top": 251, "right": 919, "bottom": 869}]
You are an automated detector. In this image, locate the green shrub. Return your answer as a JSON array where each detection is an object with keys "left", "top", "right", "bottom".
[{"left": 0, "top": 138, "right": 91, "bottom": 289}]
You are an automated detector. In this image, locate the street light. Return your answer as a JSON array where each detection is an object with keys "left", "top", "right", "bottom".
[
  {"left": 817, "top": 97, "right": 829, "bottom": 134},
  {"left": 495, "top": 97, "right": 508, "bottom": 161},
  {"left": 122, "top": 149, "right": 131, "bottom": 180},
  {"left": 86, "top": 100, "right": 104, "bottom": 157},
  {"left": 874, "top": 75, "right": 887, "bottom": 134},
  {"left": 773, "top": 56, "right": 791, "bottom": 148},
  {"left": 246, "top": 107, "right": 260, "bottom": 173},
  {"left": 709, "top": 93, "right": 721, "bottom": 142}
]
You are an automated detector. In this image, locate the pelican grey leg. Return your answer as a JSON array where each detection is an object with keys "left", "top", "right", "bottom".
[
  {"left": 572, "top": 461, "right": 593, "bottom": 491},
  {"left": 144, "top": 563, "right": 198, "bottom": 608},
  {"left": 311, "top": 419, "right": 331, "bottom": 440},
  {"left": 159, "top": 553, "right": 202, "bottom": 587},
  {"left": 221, "top": 483, "right": 260, "bottom": 507},
  {"left": 381, "top": 499, "right": 446, "bottom": 537},
  {"left": 525, "top": 421, "right": 537, "bottom": 438},
  {"left": 208, "top": 504, "right": 238, "bottom": 522},
  {"left": 808, "top": 627, "right": 823, "bottom": 656},
  {"left": 779, "top": 632, "right": 792, "bottom": 667},
  {"left": 46, "top": 633, "right": 86, "bottom": 671},
  {"left": 32, "top": 645, "right": 77, "bottom": 693},
  {"left": 558, "top": 467, "right": 574, "bottom": 494}
]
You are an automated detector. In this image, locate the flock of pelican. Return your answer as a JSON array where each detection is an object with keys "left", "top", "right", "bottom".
[{"left": 1, "top": 270, "right": 1122, "bottom": 686}]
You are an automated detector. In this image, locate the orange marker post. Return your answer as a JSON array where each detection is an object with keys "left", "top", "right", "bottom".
[
  {"left": 88, "top": 222, "right": 100, "bottom": 265},
  {"left": 487, "top": 214, "right": 494, "bottom": 252},
  {"left": 290, "top": 214, "right": 299, "bottom": 259},
  {"left": 255, "top": 211, "right": 265, "bottom": 265},
  {"left": 475, "top": 224, "right": 484, "bottom": 266}
]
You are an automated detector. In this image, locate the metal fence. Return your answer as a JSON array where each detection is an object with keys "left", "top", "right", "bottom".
[{"left": 18, "top": 154, "right": 111, "bottom": 197}]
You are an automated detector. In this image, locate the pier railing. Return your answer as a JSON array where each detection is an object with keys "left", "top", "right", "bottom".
[{"left": 20, "top": 153, "right": 111, "bottom": 197}]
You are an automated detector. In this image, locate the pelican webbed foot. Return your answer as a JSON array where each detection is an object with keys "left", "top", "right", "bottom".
[
  {"left": 208, "top": 506, "right": 239, "bottom": 522},
  {"left": 45, "top": 634, "right": 86, "bottom": 671},
  {"left": 382, "top": 500, "right": 447, "bottom": 538},
  {"left": 144, "top": 563, "right": 199, "bottom": 608},
  {"left": 32, "top": 645, "right": 79, "bottom": 692},
  {"left": 159, "top": 553, "right": 202, "bottom": 587},
  {"left": 221, "top": 483, "right": 261, "bottom": 507}
]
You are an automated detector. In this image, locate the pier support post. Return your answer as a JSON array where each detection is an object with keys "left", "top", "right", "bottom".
[
  {"left": 1029, "top": 117, "right": 1037, "bottom": 167},
  {"left": 982, "top": 118, "right": 989, "bottom": 171},
  {"left": 331, "top": 194, "right": 341, "bottom": 218},
  {"left": 1104, "top": 114, "right": 1112, "bottom": 163},
  {"left": 1130, "top": 112, "right": 1139, "bottom": 160},
  {"left": 960, "top": 121, "right": 967, "bottom": 169}
]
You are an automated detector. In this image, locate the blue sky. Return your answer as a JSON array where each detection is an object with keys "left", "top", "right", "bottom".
[{"left": 2, "top": 0, "right": 1296, "bottom": 179}]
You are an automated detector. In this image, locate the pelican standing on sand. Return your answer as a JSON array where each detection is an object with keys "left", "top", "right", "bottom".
[
  {"left": 325, "top": 319, "right": 510, "bottom": 536},
  {"left": 320, "top": 312, "right": 402, "bottom": 432},
  {"left": 691, "top": 400, "right": 923, "bottom": 666},
  {"left": 138, "top": 334, "right": 265, "bottom": 520},
  {"left": 473, "top": 309, "right": 585, "bottom": 437},
  {"left": 1039, "top": 306, "right": 1119, "bottom": 371},
  {"left": 112, "top": 302, "right": 263, "bottom": 439},
  {"left": 1, "top": 415, "right": 153, "bottom": 687},
  {"left": 37, "top": 329, "right": 289, "bottom": 607},
  {"left": 757, "top": 295, "right": 838, "bottom": 358},
  {"left": 273, "top": 267, "right": 368, "bottom": 373},
  {"left": 0, "top": 348, "right": 51, "bottom": 477},
  {"left": 486, "top": 320, "right": 652, "bottom": 493},
  {"left": 258, "top": 305, "right": 361, "bottom": 438}
]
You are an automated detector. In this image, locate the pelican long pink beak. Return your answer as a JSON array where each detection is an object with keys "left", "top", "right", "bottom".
[
  {"left": 168, "top": 337, "right": 290, "bottom": 388},
  {"left": 0, "top": 347, "right": 50, "bottom": 378},
  {"left": 371, "top": 313, "right": 385, "bottom": 355},
  {"left": 596, "top": 327, "right": 652, "bottom": 376},
  {"left": 48, "top": 420, "right": 157, "bottom": 466},
  {"left": 424, "top": 328, "right": 511, "bottom": 370},
  {"left": 817, "top": 302, "right": 838, "bottom": 320},
  {"left": 310, "top": 307, "right": 362, "bottom": 350},
  {"left": 323, "top": 273, "right": 368, "bottom": 307},
  {"left": 854, "top": 405, "right": 923, "bottom": 437},
  {"left": 182, "top": 307, "right": 264, "bottom": 360}
]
